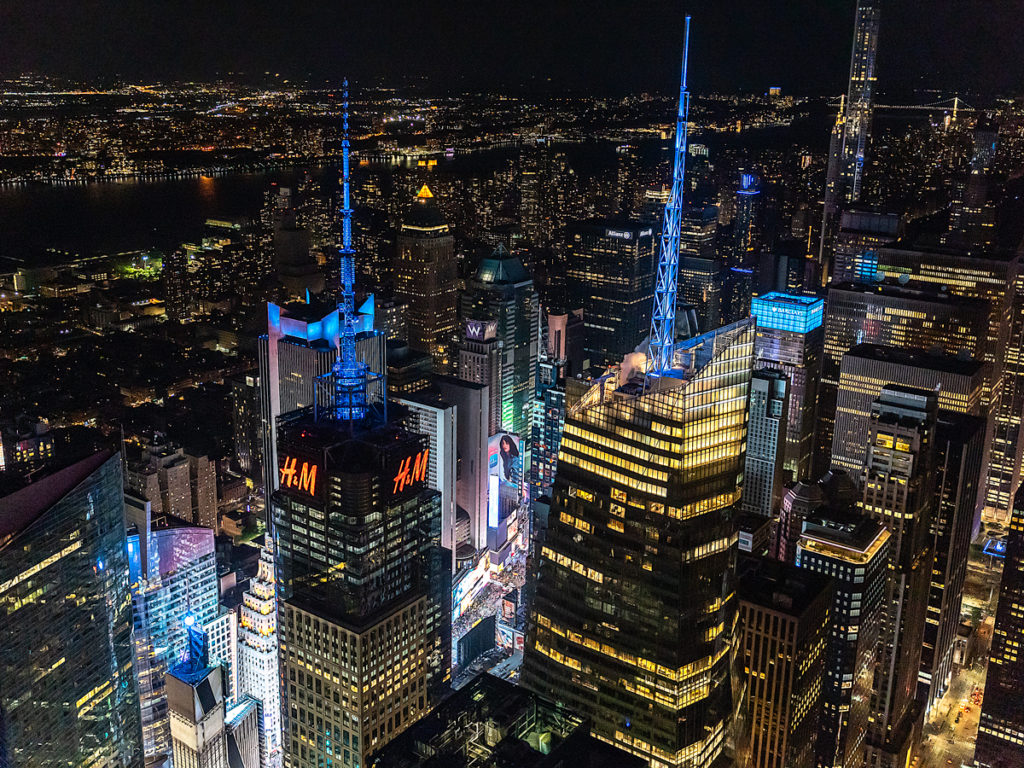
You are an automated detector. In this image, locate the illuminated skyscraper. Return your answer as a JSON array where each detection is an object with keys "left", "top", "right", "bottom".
[
  {"left": 831, "top": 344, "right": 987, "bottom": 476},
  {"left": 0, "top": 450, "right": 144, "bottom": 768},
  {"left": 167, "top": 619, "right": 229, "bottom": 768},
  {"left": 859, "top": 386, "right": 936, "bottom": 768},
  {"left": 522, "top": 319, "right": 755, "bottom": 768},
  {"left": 920, "top": 413, "right": 985, "bottom": 712},
  {"left": 678, "top": 203, "right": 722, "bottom": 332},
  {"left": 257, "top": 298, "right": 382, "bottom": 498},
  {"left": 737, "top": 560, "right": 830, "bottom": 768},
  {"left": 796, "top": 512, "right": 890, "bottom": 768},
  {"left": 975, "top": 485, "right": 1024, "bottom": 768},
  {"left": 566, "top": 220, "right": 657, "bottom": 367},
  {"left": 273, "top": 406, "right": 450, "bottom": 766},
  {"left": 460, "top": 244, "right": 540, "bottom": 440},
  {"left": 814, "top": 281, "right": 989, "bottom": 476},
  {"left": 125, "top": 495, "right": 219, "bottom": 763},
  {"left": 750, "top": 292, "right": 824, "bottom": 483},
  {"left": 393, "top": 185, "right": 459, "bottom": 373},
  {"left": 820, "top": 0, "right": 881, "bottom": 274},
  {"left": 238, "top": 543, "right": 282, "bottom": 768}
]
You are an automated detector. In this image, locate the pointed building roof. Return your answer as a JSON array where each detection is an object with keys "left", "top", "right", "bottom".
[
  {"left": 473, "top": 244, "right": 531, "bottom": 285},
  {"left": 401, "top": 185, "right": 449, "bottom": 232}
]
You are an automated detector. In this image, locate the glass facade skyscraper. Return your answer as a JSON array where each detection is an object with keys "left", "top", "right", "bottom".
[
  {"left": 522, "top": 319, "right": 755, "bottom": 768},
  {"left": 0, "top": 450, "right": 144, "bottom": 768},
  {"left": 126, "top": 498, "right": 219, "bottom": 763}
]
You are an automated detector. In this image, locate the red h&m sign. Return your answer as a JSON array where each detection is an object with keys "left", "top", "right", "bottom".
[{"left": 393, "top": 449, "right": 429, "bottom": 495}]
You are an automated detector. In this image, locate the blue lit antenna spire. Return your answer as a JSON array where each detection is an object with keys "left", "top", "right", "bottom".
[
  {"left": 331, "top": 79, "right": 369, "bottom": 421},
  {"left": 647, "top": 15, "right": 692, "bottom": 379}
]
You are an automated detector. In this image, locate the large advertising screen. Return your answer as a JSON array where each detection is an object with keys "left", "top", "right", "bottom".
[{"left": 488, "top": 432, "right": 522, "bottom": 528}]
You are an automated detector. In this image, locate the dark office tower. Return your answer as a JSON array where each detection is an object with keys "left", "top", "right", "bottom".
[
  {"left": 731, "top": 172, "right": 762, "bottom": 270},
  {"left": 737, "top": 560, "right": 830, "bottom": 768},
  {"left": 522, "top": 320, "right": 755, "bottom": 768},
  {"left": 814, "top": 282, "right": 990, "bottom": 477},
  {"left": 615, "top": 144, "right": 641, "bottom": 215},
  {"left": 831, "top": 210, "right": 901, "bottom": 284},
  {"left": 164, "top": 247, "right": 193, "bottom": 320},
  {"left": 394, "top": 184, "right": 459, "bottom": 373},
  {"left": 750, "top": 293, "right": 825, "bottom": 483},
  {"left": 273, "top": 407, "right": 450, "bottom": 766},
  {"left": 859, "top": 386, "right": 937, "bottom": 768},
  {"left": 919, "top": 413, "right": 985, "bottom": 712},
  {"left": 678, "top": 204, "right": 722, "bottom": 332},
  {"left": 832, "top": 344, "right": 987, "bottom": 477},
  {"left": 374, "top": 675, "right": 646, "bottom": 768},
  {"left": 232, "top": 372, "right": 263, "bottom": 480},
  {"left": 975, "top": 485, "right": 1024, "bottom": 767},
  {"left": 776, "top": 481, "right": 825, "bottom": 564},
  {"left": 460, "top": 245, "right": 540, "bottom": 441},
  {"left": 820, "top": 0, "right": 881, "bottom": 275},
  {"left": 274, "top": 192, "right": 326, "bottom": 299},
  {"left": 0, "top": 449, "right": 144, "bottom": 768},
  {"left": 565, "top": 220, "right": 657, "bottom": 367},
  {"left": 796, "top": 512, "right": 890, "bottom": 768},
  {"left": 387, "top": 340, "right": 433, "bottom": 397},
  {"left": 742, "top": 370, "right": 788, "bottom": 518}
]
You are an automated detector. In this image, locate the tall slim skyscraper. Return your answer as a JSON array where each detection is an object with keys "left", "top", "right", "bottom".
[
  {"left": 566, "top": 220, "right": 657, "bottom": 367},
  {"left": 975, "top": 485, "right": 1024, "bottom": 767},
  {"left": 820, "top": 0, "right": 881, "bottom": 274},
  {"left": 393, "top": 185, "right": 459, "bottom": 373},
  {"left": 737, "top": 559, "right": 830, "bottom": 768},
  {"left": 273, "top": 406, "right": 450, "bottom": 766},
  {"left": 0, "top": 450, "right": 144, "bottom": 768},
  {"left": 859, "top": 386, "right": 936, "bottom": 768},
  {"left": 750, "top": 292, "right": 824, "bottom": 483},
  {"left": 522, "top": 319, "right": 755, "bottom": 768},
  {"left": 742, "top": 370, "right": 788, "bottom": 517},
  {"left": 678, "top": 203, "right": 721, "bottom": 332},
  {"left": 238, "top": 543, "right": 282, "bottom": 768},
  {"left": 796, "top": 512, "right": 890, "bottom": 768},
  {"left": 460, "top": 244, "right": 540, "bottom": 441},
  {"left": 920, "top": 413, "right": 985, "bottom": 712}
]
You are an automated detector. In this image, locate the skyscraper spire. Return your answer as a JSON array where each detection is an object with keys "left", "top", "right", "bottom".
[
  {"left": 331, "top": 79, "right": 369, "bottom": 421},
  {"left": 647, "top": 15, "right": 691, "bottom": 379}
]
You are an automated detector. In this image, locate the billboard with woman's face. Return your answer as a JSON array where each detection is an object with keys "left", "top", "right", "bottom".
[{"left": 487, "top": 432, "right": 522, "bottom": 528}]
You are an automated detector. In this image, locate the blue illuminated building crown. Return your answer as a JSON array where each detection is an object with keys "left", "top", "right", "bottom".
[{"left": 751, "top": 292, "right": 824, "bottom": 334}]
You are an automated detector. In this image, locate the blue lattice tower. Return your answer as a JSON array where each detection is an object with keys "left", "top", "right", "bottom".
[
  {"left": 647, "top": 15, "right": 692, "bottom": 380},
  {"left": 332, "top": 79, "right": 369, "bottom": 421}
]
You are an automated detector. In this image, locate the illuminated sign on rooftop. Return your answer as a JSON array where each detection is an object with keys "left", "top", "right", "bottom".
[
  {"left": 393, "top": 449, "right": 429, "bottom": 495},
  {"left": 751, "top": 292, "right": 824, "bottom": 334},
  {"left": 279, "top": 456, "right": 319, "bottom": 497}
]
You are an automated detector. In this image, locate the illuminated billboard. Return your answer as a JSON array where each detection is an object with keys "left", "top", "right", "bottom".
[
  {"left": 279, "top": 455, "right": 320, "bottom": 498},
  {"left": 487, "top": 433, "right": 522, "bottom": 529}
]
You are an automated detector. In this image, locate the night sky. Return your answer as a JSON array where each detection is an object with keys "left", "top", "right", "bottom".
[{"left": 1, "top": 0, "right": 1022, "bottom": 97}]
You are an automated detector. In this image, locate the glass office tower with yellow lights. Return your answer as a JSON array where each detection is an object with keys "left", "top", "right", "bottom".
[{"left": 521, "top": 319, "right": 755, "bottom": 768}]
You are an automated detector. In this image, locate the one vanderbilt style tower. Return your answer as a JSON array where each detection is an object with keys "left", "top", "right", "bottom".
[{"left": 522, "top": 20, "right": 754, "bottom": 768}]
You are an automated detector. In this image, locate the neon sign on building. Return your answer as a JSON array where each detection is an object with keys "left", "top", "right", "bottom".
[
  {"left": 393, "top": 449, "right": 429, "bottom": 495},
  {"left": 279, "top": 456, "right": 319, "bottom": 497}
]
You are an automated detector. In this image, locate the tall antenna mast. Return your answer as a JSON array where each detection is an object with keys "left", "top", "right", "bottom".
[
  {"left": 331, "top": 79, "right": 369, "bottom": 422},
  {"left": 647, "top": 15, "right": 692, "bottom": 380}
]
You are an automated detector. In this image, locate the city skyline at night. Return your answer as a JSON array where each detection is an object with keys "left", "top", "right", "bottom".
[{"left": 2, "top": 4, "right": 1024, "bottom": 768}]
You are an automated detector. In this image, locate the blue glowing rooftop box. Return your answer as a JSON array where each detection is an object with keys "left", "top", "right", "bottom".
[
  {"left": 983, "top": 538, "right": 1006, "bottom": 559},
  {"left": 751, "top": 292, "right": 824, "bottom": 334}
]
